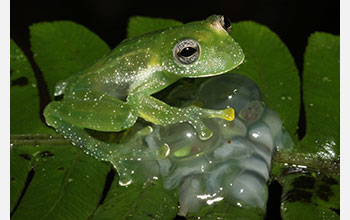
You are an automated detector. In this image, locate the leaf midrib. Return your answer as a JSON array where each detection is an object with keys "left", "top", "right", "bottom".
[{"left": 39, "top": 151, "right": 82, "bottom": 220}]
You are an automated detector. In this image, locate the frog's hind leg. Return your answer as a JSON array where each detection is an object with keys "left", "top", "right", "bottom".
[
  {"left": 45, "top": 113, "right": 165, "bottom": 185},
  {"left": 44, "top": 93, "right": 166, "bottom": 185}
]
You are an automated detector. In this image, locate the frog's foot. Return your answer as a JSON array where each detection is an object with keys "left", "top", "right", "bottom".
[
  {"left": 129, "top": 93, "right": 234, "bottom": 141},
  {"left": 108, "top": 126, "right": 170, "bottom": 186},
  {"left": 111, "top": 144, "right": 170, "bottom": 187},
  {"left": 45, "top": 108, "right": 161, "bottom": 186},
  {"left": 185, "top": 106, "right": 235, "bottom": 140},
  {"left": 117, "top": 125, "right": 169, "bottom": 158}
]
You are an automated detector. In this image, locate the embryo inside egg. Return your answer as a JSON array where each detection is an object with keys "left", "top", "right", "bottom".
[{"left": 127, "top": 73, "right": 293, "bottom": 216}]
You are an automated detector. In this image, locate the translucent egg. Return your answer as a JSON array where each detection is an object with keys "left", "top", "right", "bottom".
[
  {"left": 248, "top": 121, "right": 274, "bottom": 151},
  {"left": 261, "top": 107, "right": 283, "bottom": 138},
  {"left": 225, "top": 171, "right": 268, "bottom": 209},
  {"left": 197, "top": 74, "right": 263, "bottom": 113},
  {"left": 178, "top": 175, "right": 205, "bottom": 216},
  {"left": 109, "top": 73, "right": 293, "bottom": 215},
  {"left": 212, "top": 136, "right": 255, "bottom": 161},
  {"left": 215, "top": 118, "right": 247, "bottom": 139},
  {"left": 157, "top": 121, "right": 220, "bottom": 161}
]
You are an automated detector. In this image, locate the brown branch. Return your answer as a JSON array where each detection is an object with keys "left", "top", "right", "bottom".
[
  {"left": 272, "top": 150, "right": 340, "bottom": 175},
  {"left": 10, "top": 134, "right": 340, "bottom": 175},
  {"left": 10, "top": 134, "right": 71, "bottom": 146}
]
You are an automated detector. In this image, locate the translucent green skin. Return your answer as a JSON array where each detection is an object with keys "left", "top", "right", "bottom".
[{"left": 44, "top": 15, "right": 244, "bottom": 185}]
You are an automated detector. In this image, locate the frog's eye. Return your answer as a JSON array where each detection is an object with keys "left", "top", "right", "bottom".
[
  {"left": 218, "top": 15, "right": 232, "bottom": 34},
  {"left": 173, "top": 39, "right": 200, "bottom": 65}
]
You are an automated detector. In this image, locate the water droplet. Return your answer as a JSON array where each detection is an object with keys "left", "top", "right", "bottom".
[{"left": 322, "top": 76, "right": 332, "bottom": 82}]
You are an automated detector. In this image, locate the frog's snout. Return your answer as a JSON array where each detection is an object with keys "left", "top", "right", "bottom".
[{"left": 217, "top": 15, "right": 232, "bottom": 34}]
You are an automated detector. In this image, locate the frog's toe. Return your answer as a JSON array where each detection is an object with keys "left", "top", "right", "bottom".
[
  {"left": 201, "top": 107, "right": 235, "bottom": 121},
  {"left": 189, "top": 120, "right": 213, "bottom": 140},
  {"left": 107, "top": 156, "right": 135, "bottom": 186},
  {"left": 221, "top": 108, "right": 235, "bottom": 121},
  {"left": 118, "top": 173, "right": 133, "bottom": 186},
  {"left": 197, "top": 126, "right": 213, "bottom": 140},
  {"left": 137, "top": 126, "right": 153, "bottom": 136},
  {"left": 157, "top": 143, "right": 171, "bottom": 158}
]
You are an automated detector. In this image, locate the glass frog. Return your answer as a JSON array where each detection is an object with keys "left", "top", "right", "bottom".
[{"left": 43, "top": 15, "right": 244, "bottom": 185}]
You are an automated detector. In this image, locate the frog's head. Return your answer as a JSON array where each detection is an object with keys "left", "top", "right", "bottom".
[{"left": 160, "top": 15, "right": 244, "bottom": 78}]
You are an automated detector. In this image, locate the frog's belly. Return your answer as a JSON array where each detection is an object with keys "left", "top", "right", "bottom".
[
  {"left": 68, "top": 72, "right": 134, "bottom": 102},
  {"left": 88, "top": 81, "right": 131, "bottom": 102}
]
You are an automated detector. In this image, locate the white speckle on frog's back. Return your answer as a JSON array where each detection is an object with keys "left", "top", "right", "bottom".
[{"left": 74, "top": 48, "right": 163, "bottom": 100}]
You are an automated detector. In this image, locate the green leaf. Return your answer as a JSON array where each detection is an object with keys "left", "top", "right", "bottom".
[
  {"left": 10, "top": 39, "right": 53, "bottom": 134},
  {"left": 231, "top": 21, "right": 300, "bottom": 141},
  {"left": 282, "top": 202, "right": 338, "bottom": 220},
  {"left": 127, "top": 16, "right": 183, "bottom": 38},
  {"left": 10, "top": 144, "right": 110, "bottom": 220},
  {"left": 280, "top": 173, "right": 339, "bottom": 220},
  {"left": 30, "top": 21, "right": 110, "bottom": 98},
  {"left": 187, "top": 201, "right": 265, "bottom": 220},
  {"left": 300, "top": 32, "right": 340, "bottom": 158},
  {"left": 91, "top": 177, "right": 178, "bottom": 220},
  {"left": 10, "top": 147, "right": 32, "bottom": 212}
]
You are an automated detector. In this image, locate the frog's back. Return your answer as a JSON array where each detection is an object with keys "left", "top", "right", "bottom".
[
  {"left": 59, "top": 24, "right": 190, "bottom": 100},
  {"left": 58, "top": 15, "right": 244, "bottom": 101},
  {"left": 62, "top": 38, "right": 157, "bottom": 101}
]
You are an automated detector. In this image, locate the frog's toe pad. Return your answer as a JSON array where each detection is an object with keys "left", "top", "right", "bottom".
[
  {"left": 198, "top": 128, "right": 213, "bottom": 140},
  {"left": 137, "top": 126, "right": 153, "bottom": 136},
  {"left": 118, "top": 174, "right": 133, "bottom": 186},
  {"left": 220, "top": 108, "right": 235, "bottom": 121},
  {"left": 157, "top": 143, "right": 171, "bottom": 158}
]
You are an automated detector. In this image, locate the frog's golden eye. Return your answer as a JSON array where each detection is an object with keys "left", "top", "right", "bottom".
[
  {"left": 173, "top": 39, "right": 200, "bottom": 65},
  {"left": 218, "top": 15, "right": 232, "bottom": 34}
]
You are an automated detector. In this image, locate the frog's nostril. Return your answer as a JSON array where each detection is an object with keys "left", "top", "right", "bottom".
[{"left": 218, "top": 15, "right": 232, "bottom": 34}]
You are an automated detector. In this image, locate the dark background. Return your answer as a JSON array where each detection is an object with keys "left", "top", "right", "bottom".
[
  {"left": 11, "top": 0, "right": 339, "bottom": 72},
  {"left": 10, "top": 1, "right": 340, "bottom": 219}
]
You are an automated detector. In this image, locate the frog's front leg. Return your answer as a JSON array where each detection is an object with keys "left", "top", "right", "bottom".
[{"left": 128, "top": 93, "right": 235, "bottom": 140}]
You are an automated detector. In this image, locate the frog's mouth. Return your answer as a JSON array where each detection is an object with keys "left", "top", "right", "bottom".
[{"left": 188, "top": 53, "right": 245, "bottom": 78}]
